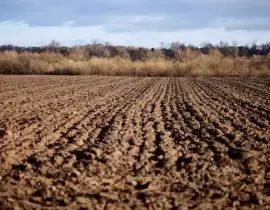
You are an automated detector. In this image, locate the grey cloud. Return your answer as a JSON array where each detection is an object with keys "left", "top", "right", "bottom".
[
  {"left": 0, "top": 0, "right": 269, "bottom": 31},
  {"left": 210, "top": 17, "right": 270, "bottom": 31}
]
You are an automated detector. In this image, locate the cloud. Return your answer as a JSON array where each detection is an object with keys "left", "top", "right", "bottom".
[
  {"left": 210, "top": 17, "right": 270, "bottom": 30},
  {"left": 62, "top": 21, "right": 76, "bottom": 27},
  {"left": 103, "top": 15, "right": 190, "bottom": 32},
  {"left": 0, "top": 0, "right": 269, "bottom": 46},
  {"left": 108, "top": 14, "right": 236, "bottom": 34},
  {"left": 1, "top": 21, "right": 270, "bottom": 47},
  {"left": 105, "top": 15, "right": 167, "bottom": 25},
  {"left": 1, "top": 0, "right": 269, "bottom": 29}
]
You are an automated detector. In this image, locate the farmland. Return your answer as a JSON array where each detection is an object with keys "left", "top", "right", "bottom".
[{"left": 0, "top": 76, "right": 270, "bottom": 209}]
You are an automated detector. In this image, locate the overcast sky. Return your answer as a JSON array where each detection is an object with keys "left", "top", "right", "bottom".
[{"left": 0, "top": 0, "right": 269, "bottom": 47}]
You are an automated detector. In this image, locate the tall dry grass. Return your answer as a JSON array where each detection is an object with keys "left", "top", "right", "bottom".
[{"left": 0, "top": 50, "right": 269, "bottom": 76}]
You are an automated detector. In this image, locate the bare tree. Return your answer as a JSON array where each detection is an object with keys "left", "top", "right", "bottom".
[{"left": 48, "top": 40, "right": 61, "bottom": 48}]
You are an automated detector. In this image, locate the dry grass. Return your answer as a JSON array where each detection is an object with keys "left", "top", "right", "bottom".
[{"left": 0, "top": 50, "right": 270, "bottom": 76}]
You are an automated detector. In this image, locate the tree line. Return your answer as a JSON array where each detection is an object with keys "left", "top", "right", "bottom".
[{"left": 1, "top": 40, "right": 270, "bottom": 61}]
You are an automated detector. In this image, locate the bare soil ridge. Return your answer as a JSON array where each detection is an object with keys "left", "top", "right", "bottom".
[{"left": 0, "top": 76, "right": 270, "bottom": 209}]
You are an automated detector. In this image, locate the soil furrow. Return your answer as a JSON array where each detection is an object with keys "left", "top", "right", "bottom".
[{"left": 0, "top": 76, "right": 269, "bottom": 210}]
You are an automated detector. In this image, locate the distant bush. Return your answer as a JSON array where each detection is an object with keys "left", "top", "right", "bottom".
[{"left": 0, "top": 42, "right": 270, "bottom": 77}]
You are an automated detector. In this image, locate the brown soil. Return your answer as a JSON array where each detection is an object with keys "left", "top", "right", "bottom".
[{"left": 0, "top": 75, "right": 270, "bottom": 210}]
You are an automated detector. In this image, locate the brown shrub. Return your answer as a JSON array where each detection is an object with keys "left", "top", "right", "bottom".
[{"left": 0, "top": 50, "right": 269, "bottom": 77}]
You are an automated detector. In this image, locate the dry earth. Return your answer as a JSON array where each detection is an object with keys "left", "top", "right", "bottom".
[{"left": 0, "top": 76, "right": 270, "bottom": 210}]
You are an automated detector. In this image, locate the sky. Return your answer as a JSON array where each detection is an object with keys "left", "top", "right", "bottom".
[{"left": 0, "top": 0, "right": 270, "bottom": 47}]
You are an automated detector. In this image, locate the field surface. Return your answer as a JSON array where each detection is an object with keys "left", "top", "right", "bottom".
[{"left": 0, "top": 76, "right": 270, "bottom": 210}]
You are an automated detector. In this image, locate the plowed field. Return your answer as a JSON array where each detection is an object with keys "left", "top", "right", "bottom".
[{"left": 0, "top": 76, "right": 270, "bottom": 210}]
